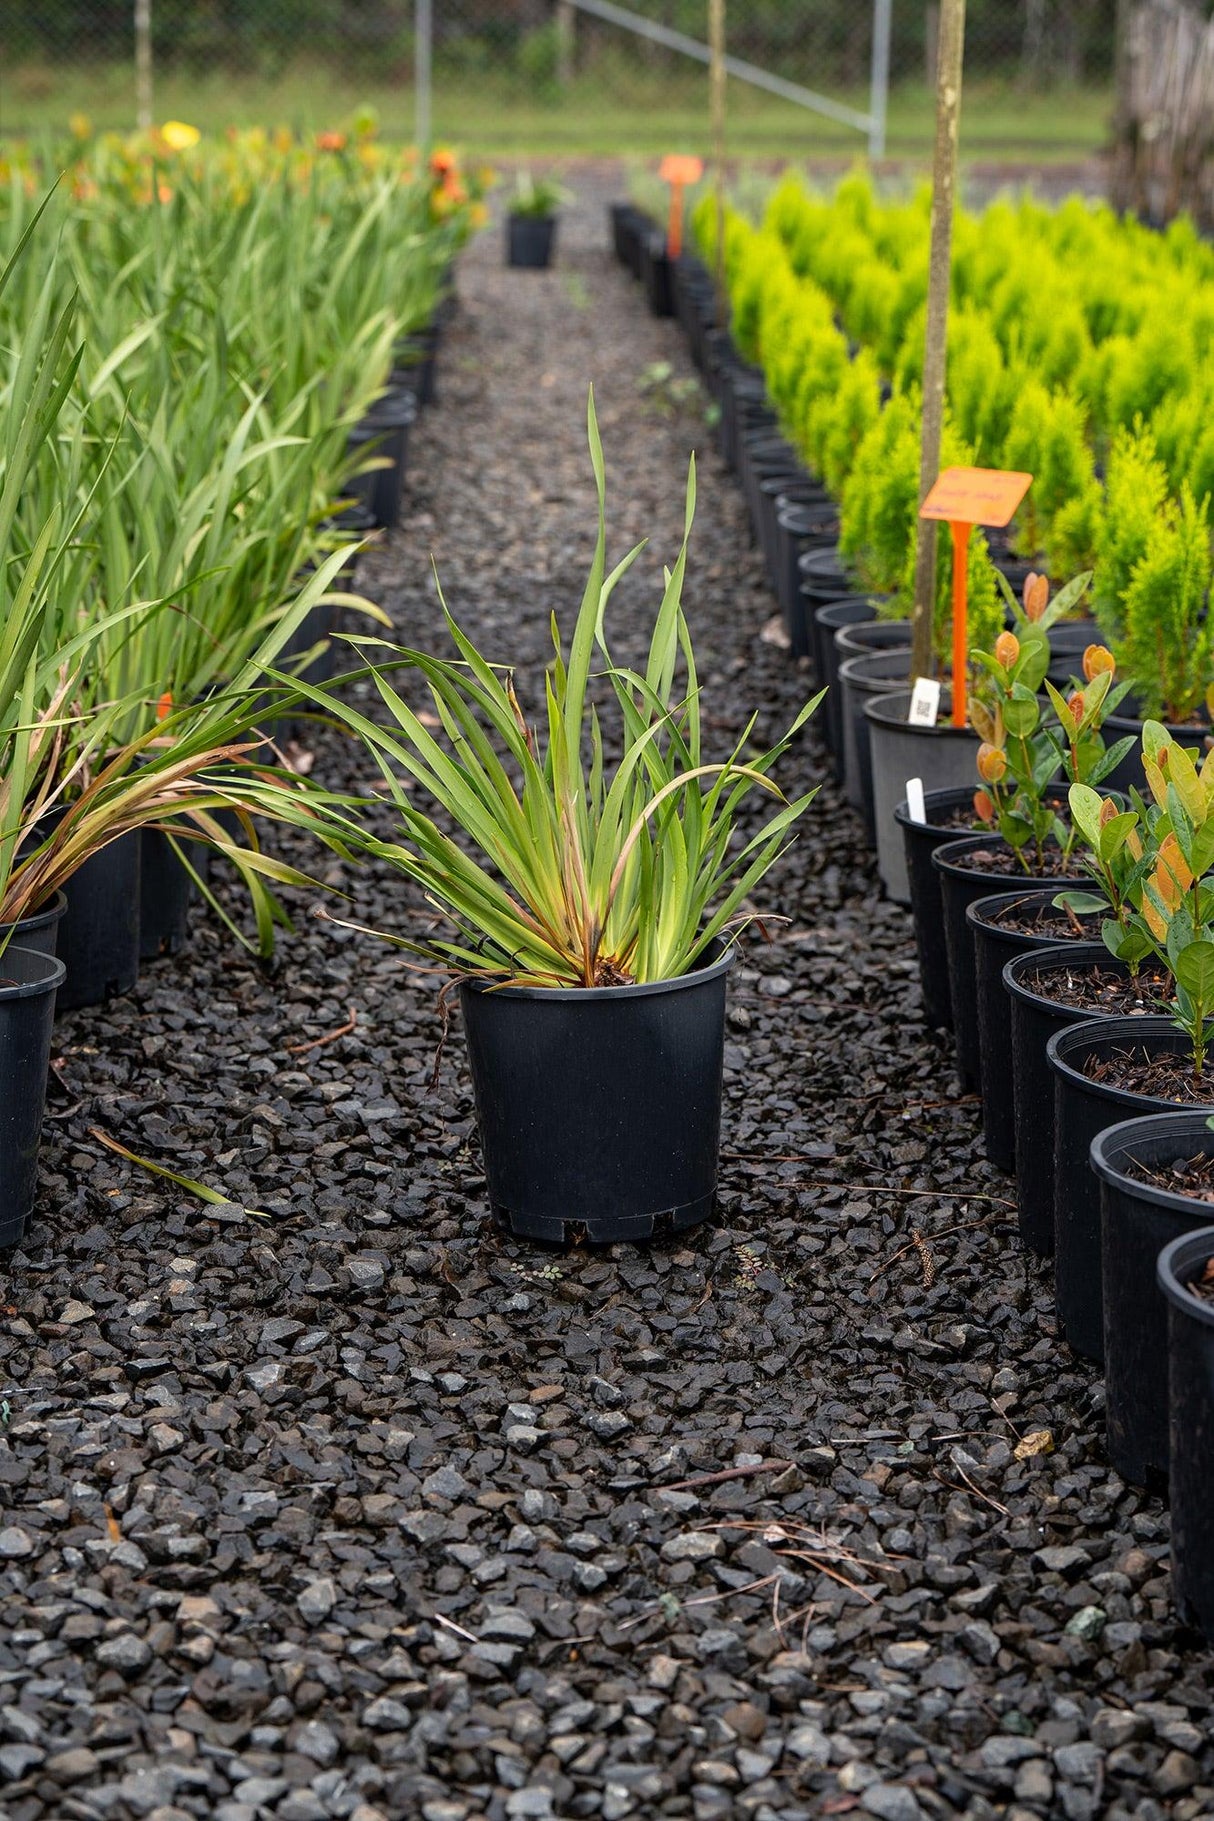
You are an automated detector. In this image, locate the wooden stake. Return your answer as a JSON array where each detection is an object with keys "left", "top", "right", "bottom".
[
  {"left": 709, "top": 0, "right": 726, "bottom": 302},
  {"left": 909, "top": 0, "right": 966, "bottom": 687},
  {"left": 134, "top": 0, "right": 153, "bottom": 132}
]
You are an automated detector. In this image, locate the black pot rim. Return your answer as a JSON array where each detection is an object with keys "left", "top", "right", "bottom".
[
  {"left": 931, "top": 833, "right": 1079, "bottom": 883},
  {"left": 1003, "top": 941, "right": 1141, "bottom": 1014},
  {"left": 458, "top": 938, "right": 734, "bottom": 1003},
  {"left": 1157, "top": 1228, "right": 1214, "bottom": 1328},
  {"left": 4, "top": 890, "right": 69, "bottom": 935},
  {"left": 837, "top": 650, "right": 914, "bottom": 688},
  {"left": 1091, "top": 1113, "right": 1214, "bottom": 1217},
  {"left": 1046, "top": 1014, "right": 1198, "bottom": 1113},
  {"left": 0, "top": 944, "right": 67, "bottom": 997},
  {"left": 864, "top": 691, "right": 978, "bottom": 737},
  {"left": 966, "top": 885, "right": 1095, "bottom": 940},
  {"left": 892, "top": 785, "right": 983, "bottom": 832}
]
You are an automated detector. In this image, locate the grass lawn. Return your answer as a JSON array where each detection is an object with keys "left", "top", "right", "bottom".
[{"left": 0, "top": 60, "right": 1114, "bottom": 166}]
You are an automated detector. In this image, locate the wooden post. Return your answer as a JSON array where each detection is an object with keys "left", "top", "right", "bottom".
[
  {"left": 416, "top": 0, "right": 433, "bottom": 150},
  {"left": 556, "top": 0, "right": 574, "bottom": 87},
  {"left": 709, "top": 0, "right": 726, "bottom": 301},
  {"left": 134, "top": 0, "right": 153, "bottom": 131},
  {"left": 909, "top": 0, "right": 966, "bottom": 687}
]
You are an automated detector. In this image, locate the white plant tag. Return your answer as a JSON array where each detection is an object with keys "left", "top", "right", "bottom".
[
  {"left": 906, "top": 776, "right": 927, "bottom": 823},
  {"left": 908, "top": 677, "right": 941, "bottom": 727}
]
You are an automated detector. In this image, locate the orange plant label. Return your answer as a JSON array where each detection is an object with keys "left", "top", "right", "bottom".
[
  {"left": 659, "top": 155, "right": 704, "bottom": 186},
  {"left": 919, "top": 466, "right": 1032, "bottom": 529}
]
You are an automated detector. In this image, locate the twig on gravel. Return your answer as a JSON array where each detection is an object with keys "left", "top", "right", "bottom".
[
  {"left": 432, "top": 1612, "right": 479, "bottom": 1644},
  {"left": 933, "top": 1465, "right": 1011, "bottom": 1518},
  {"left": 285, "top": 1006, "right": 358, "bottom": 1055},
  {"left": 868, "top": 1216, "right": 1000, "bottom": 1288},
  {"left": 655, "top": 1458, "right": 794, "bottom": 1491}
]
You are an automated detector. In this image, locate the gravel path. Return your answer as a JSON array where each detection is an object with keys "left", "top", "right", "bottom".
[{"left": 2, "top": 179, "right": 1212, "bottom": 1821}]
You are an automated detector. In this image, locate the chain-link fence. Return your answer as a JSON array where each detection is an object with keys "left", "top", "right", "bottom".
[{"left": 0, "top": 2, "right": 1120, "bottom": 156}]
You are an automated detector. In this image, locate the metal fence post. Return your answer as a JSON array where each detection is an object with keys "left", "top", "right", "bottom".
[
  {"left": 416, "top": 0, "right": 433, "bottom": 150},
  {"left": 868, "top": 0, "right": 892, "bottom": 159},
  {"left": 134, "top": 0, "right": 153, "bottom": 131}
]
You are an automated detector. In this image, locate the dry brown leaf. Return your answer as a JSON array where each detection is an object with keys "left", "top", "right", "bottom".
[{"left": 1014, "top": 1428, "right": 1054, "bottom": 1460}]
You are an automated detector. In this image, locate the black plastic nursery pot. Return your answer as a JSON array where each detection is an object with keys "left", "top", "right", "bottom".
[
  {"left": 360, "top": 388, "right": 417, "bottom": 530},
  {"left": 810, "top": 596, "right": 875, "bottom": 710},
  {"left": 777, "top": 504, "right": 837, "bottom": 654},
  {"left": 0, "top": 892, "right": 68, "bottom": 961},
  {"left": 1004, "top": 947, "right": 1160, "bottom": 1258},
  {"left": 608, "top": 201, "right": 644, "bottom": 272},
  {"left": 800, "top": 546, "right": 858, "bottom": 655},
  {"left": 56, "top": 828, "right": 143, "bottom": 1013},
  {"left": 1101, "top": 704, "right": 1211, "bottom": 797},
  {"left": 741, "top": 438, "right": 800, "bottom": 543},
  {"left": 347, "top": 388, "right": 416, "bottom": 532},
  {"left": 894, "top": 786, "right": 992, "bottom": 1028},
  {"left": 934, "top": 837, "right": 1086, "bottom": 1095},
  {"left": 459, "top": 944, "right": 732, "bottom": 1244},
  {"left": 719, "top": 380, "right": 772, "bottom": 474},
  {"left": 640, "top": 232, "right": 674, "bottom": 317},
  {"left": 865, "top": 695, "right": 981, "bottom": 907},
  {"left": 838, "top": 648, "right": 913, "bottom": 837},
  {"left": 0, "top": 946, "right": 67, "bottom": 1249},
  {"left": 139, "top": 830, "right": 198, "bottom": 962},
  {"left": 1091, "top": 1114, "right": 1214, "bottom": 1488},
  {"left": 507, "top": 212, "right": 557, "bottom": 270},
  {"left": 1047, "top": 1016, "right": 1201, "bottom": 1364},
  {"left": 967, "top": 888, "right": 1101, "bottom": 1173},
  {"left": 756, "top": 472, "right": 811, "bottom": 587},
  {"left": 1157, "top": 1228, "right": 1214, "bottom": 1642}
]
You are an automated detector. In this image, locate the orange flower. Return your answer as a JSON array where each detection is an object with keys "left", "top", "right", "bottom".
[
  {"left": 316, "top": 130, "right": 347, "bottom": 152},
  {"left": 1082, "top": 644, "right": 1115, "bottom": 682},
  {"left": 430, "top": 146, "right": 457, "bottom": 176}
]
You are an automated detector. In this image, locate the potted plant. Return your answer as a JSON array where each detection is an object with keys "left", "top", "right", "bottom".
[
  {"left": 930, "top": 571, "right": 1127, "bottom": 1089},
  {"left": 966, "top": 885, "right": 1103, "bottom": 1172},
  {"left": 506, "top": 172, "right": 569, "bottom": 270},
  {"left": 318, "top": 395, "right": 821, "bottom": 1242},
  {"left": 1090, "top": 1113, "right": 1214, "bottom": 1489},
  {"left": 1156, "top": 1227, "right": 1214, "bottom": 1643}
]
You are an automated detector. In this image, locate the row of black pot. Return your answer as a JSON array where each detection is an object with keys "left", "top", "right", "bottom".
[
  {"left": 0, "top": 301, "right": 454, "bottom": 1254},
  {"left": 609, "top": 202, "right": 677, "bottom": 319},
  {"left": 895, "top": 794, "right": 1214, "bottom": 1637},
  {"left": 344, "top": 291, "right": 454, "bottom": 531},
  {"left": 606, "top": 217, "right": 1214, "bottom": 1642}
]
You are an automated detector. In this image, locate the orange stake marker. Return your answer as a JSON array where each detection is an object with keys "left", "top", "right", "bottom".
[
  {"left": 659, "top": 154, "right": 703, "bottom": 259},
  {"left": 920, "top": 465, "right": 1033, "bottom": 728}
]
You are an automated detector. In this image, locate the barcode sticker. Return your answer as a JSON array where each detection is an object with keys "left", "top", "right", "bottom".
[
  {"left": 908, "top": 677, "right": 942, "bottom": 727},
  {"left": 906, "top": 777, "right": 927, "bottom": 823}
]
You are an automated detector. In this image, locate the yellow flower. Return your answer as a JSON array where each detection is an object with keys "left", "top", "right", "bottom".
[{"left": 160, "top": 120, "right": 200, "bottom": 151}]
